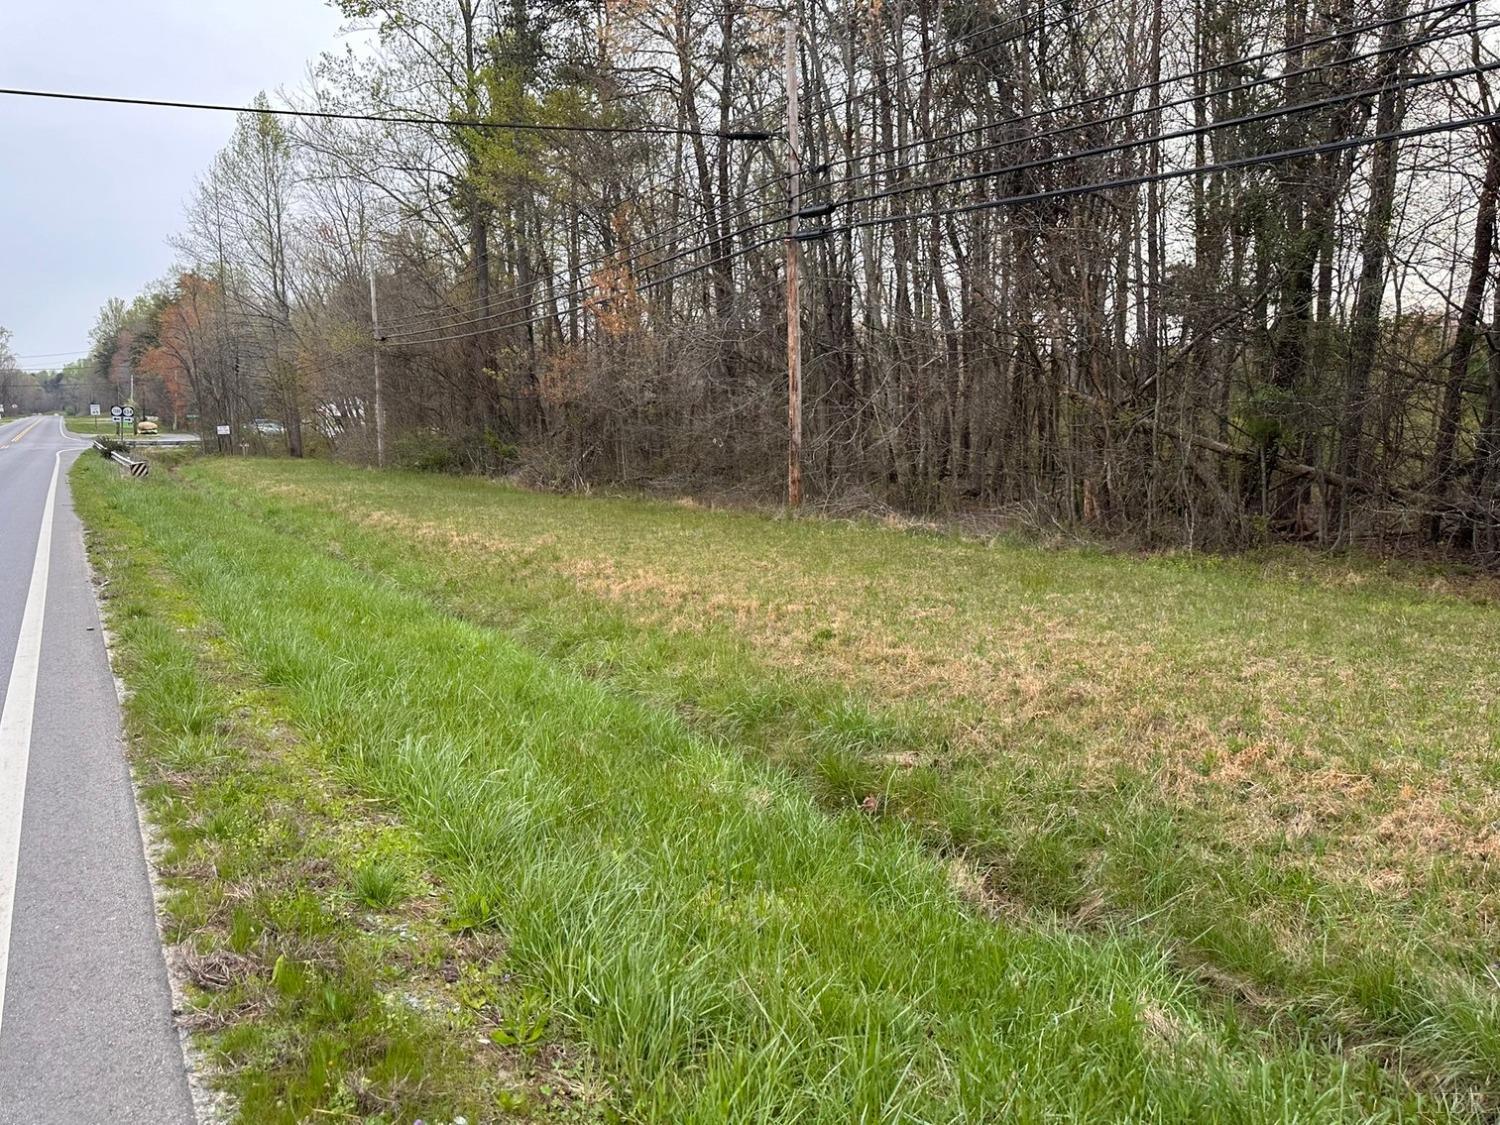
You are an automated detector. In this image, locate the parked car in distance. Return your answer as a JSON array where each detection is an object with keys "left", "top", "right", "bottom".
[{"left": 253, "top": 418, "right": 285, "bottom": 435}]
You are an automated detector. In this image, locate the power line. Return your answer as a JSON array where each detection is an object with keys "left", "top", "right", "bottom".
[
  {"left": 815, "top": 9, "right": 1499, "bottom": 196},
  {"left": 377, "top": 176, "right": 797, "bottom": 331},
  {"left": 385, "top": 214, "right": 790, "bottom": 346},
  {"left": 826, "top": 60, "right": 1500, "bottom": 216},
  {"left": 0, "top": 86, "right": 776, "bottom": 141},
  {"left": 384, "top": 231, "right": 786, "bottom": 346},
  {"left": 381, "top": 2, "right": 1489, "bottom": 340},
  {"left": 377, "top": 199, "right": 773, "bottom": 332},
  {"left": 817, "top": 0, "right": 1476, "bottom": 173},
  {"left": 829, "top": 108, "right": 1500, "bottom": 235},
  {"left": 355, "top": 0, "right": 1495, "bottom": 344},
  {"left": 381, "top": 202, "right": 785, "bottom": 341},
  {"left": 396, "top": 105, "right": 1500, "bottom": 347},
  {"left": 386, "top": 75, "right": 1500, "bottom": 344},
  {"left": 379, "top": 209, "right": 766, "bottom": 336}
]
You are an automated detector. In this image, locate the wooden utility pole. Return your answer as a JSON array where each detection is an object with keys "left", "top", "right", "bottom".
[
  {"left": 785, "top": 22, "right": 803, "bottom": 509},
  {"left": 368, "top": 268, "right": 387, "bottom": 468}
]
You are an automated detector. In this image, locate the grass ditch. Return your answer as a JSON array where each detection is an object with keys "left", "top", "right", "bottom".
[
  {"left": 156, "top": 457, "right": 1500, "bottom": 1112},
  {"left": 69, "top": 455, "right": 1464, "bottom": 1119}
]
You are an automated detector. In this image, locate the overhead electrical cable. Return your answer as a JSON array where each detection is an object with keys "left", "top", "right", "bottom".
[
  {"left": 361, "top": 0, "right": 1497, "bottom": 350},
  {"left": 377, "top": 186, "right": 792, "bottom": 330},
  {"left": 383, "top": 222, "right": 790, "bottom": 346},
  {"left": 380, "top": 207, "right": 777, "bottom": 337},
  {"left": 389, "top": 101, "right": 1500, "bottom": 348},
  {"left": 378, "top": 199, "right": 775, "bottom": 332},
  {"left": 0, "top": 86, "right": 776, "bottom": 140},
  {"left": 820, "top": 59, "right": 1500, "bottom": 216},
  {"left": 385, "top": 232, "right": 784, "bottom": 346},
  {"left": 823, "top": 108, "right": 1500, "bottom": 236},
  {"left": 380, "top": 202, "right": 785, "bottom": 341},
  {"left": 813, "top": 10, "right": 1500, "bottom": 194},
  {"left": 817, "top": 0, "right": 1475, "bottom": 172}
]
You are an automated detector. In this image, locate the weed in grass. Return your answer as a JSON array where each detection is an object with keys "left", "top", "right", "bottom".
[
  {"left": 227, "top": 907, "right": 259, "bottom": 954},
  {"left": 352, "top": 858, "right": 408, "bottom": 911}
]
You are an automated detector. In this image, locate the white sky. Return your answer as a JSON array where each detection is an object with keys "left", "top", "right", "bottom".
[{"left": 0, "top": 0, "right": 349, "bottom": 367}]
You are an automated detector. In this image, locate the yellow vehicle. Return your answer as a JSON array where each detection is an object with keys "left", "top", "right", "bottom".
[{"left": 136, "top": 419, "right": 160, "bottom": 435}]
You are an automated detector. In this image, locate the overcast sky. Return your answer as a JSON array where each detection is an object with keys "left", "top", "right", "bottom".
[{"left": 0, "top": 0, "right": 349, "bottom": 369}]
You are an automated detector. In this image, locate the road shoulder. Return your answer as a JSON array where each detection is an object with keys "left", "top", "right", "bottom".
[{"left": 0, "top": 444, "right": 195, "bottom": 1123}]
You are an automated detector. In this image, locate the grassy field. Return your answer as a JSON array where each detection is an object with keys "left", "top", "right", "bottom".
[
  {"left": 75, "top": 455, "right": 1500, "bottom": 1121},
  {"left": 64, "top": 414, "right": 198, "bottom": 439}
]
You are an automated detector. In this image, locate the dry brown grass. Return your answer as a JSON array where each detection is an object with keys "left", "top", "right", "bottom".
[{"left": 253, "top": 481, "right": 1500, "bottom": 901}]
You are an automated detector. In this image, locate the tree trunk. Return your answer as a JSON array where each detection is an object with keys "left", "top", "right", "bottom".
[{"left": 1428, "top": 127, "right": 1500, "bottom": 543}]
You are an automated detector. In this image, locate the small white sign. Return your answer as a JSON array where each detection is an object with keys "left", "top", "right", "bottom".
[
  {"left": 110, "top": 405, "right": 123, "bottom": 418},
  {"left": 216, "top": 424, "right": 231, "bottom": 436},
  {"left": 122, "top": 407, "right": 136, "bottom": 420},
  {"left": 89, "top": 403, "right": 101, "bottom": 416}
]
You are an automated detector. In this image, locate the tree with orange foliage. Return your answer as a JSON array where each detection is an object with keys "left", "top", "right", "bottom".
[
  {"left": 143, "top": 273, "right": 224, "bottom": 433},
  {"left": 137, "top": 345, "right": 190, "bottom": 429}
]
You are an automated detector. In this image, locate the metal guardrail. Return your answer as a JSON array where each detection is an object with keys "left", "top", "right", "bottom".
[{"left": 92, "top": 440, "right": 150, "bottom": 478}]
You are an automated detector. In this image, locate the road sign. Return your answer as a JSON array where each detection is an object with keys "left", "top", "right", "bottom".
[
  {"left": 89, "top": 403, "right": 101, "bottom": 416},
  {"left": 216, "top": 424, "right": 231, "bottom": 436},
  {"left": 110, "top": 406, "right": 123, "bottom": 419},
  {"left": 122, "top": 407, "right": 135, "bottom": 421}
]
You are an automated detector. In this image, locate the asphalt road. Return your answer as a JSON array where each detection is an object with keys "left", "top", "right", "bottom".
[{"left": 0, "top": 417, "right": 194, "bottom": 1123}]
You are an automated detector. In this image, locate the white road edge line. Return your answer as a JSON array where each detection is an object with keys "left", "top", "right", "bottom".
[
  {"left": 0, "top": 449, "right": 64, "bottom": 1039},
  {"left": 56, "top": 415, "right": 90, "bottom": 445}
]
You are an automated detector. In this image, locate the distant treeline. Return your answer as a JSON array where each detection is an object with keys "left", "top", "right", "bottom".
[{"left": 66, "top": 0, "right": 1500, "bottom": 559}]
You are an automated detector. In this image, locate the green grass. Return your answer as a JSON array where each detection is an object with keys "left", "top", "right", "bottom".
[
  {"left": 185, "top": 460, "right": 1500, "bottom": 1100},
  {"left": 64, "top": 413, "right": 195, "bottom": 439},
  {"left": 351, "top": 857, "right": 409, "bottom": 910},
  {"left": 77, "top": 471, "right": 608, "bottom": 1122},
  {"left": 73, "top": 455, "right": 1500, "bottom": 1119}
]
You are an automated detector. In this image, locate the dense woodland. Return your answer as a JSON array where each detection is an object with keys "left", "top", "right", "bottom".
[{"left": 10, "top": 0, "right": 1500, "bottom": 556}]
